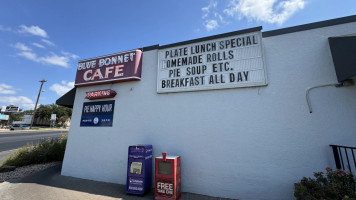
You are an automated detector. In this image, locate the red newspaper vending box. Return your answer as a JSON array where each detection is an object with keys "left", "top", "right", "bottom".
[{"left": 155, "top": 152, "right": 181, "bottom": 200}]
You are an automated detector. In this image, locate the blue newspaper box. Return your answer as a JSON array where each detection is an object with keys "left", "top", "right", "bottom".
[{"left": 126, "top": 145, "right": 153, "bottom": 195}]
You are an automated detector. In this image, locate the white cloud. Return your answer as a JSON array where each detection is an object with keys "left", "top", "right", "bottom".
[
  {"left": 50, "top": 81, "right": 74, "bottom": 96},
  {"left": 0, "top": 83, "right": 16, "bottom": 94},
  {"left": 202, "top": 1, "right": 218, "bottom": 19},
  {"left": 201, "top": 1, "right": 230, "bottom": 31},
  {"left": 224, "top": 0, "right": 305, "bottom": 25},
  {"left": 6, "top": 25, "right": 77, "bottom": 68},
  {"left": 41, "top": 39, "right": 55, "bottom": 46},
  {"left": 11, "top": 42, "right": 32, "bottom": 51},
  {"left": 18, "top": 51, "right": 39, "bottom": 62},
  {"left": 0, "top": 96, "right": 35, "bottom": 109},
  {"left": 18, "top": 25, "right": 48, "bottom": 38},
  {"left": 61, "top": 51, "right": 79, "bottom": 59},
  {"left": 40, "top": 53, "right": 70, "bottom": 67},
  {"left": 205, "top": 19, "right": 219, "bottom": 31},
  {"left": 0, "top": 25, "right": 12, "bottom": 32},
  {"left": 32, "top": 42, "right": 45, "bottom": 49},
  {"left": 18, "top": 51, "right": 70, "bottom": 68}
]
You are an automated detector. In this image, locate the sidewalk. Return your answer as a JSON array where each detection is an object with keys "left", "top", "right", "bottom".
[{"left": 0, "top": 164, "right": 236, "bottom": 200}]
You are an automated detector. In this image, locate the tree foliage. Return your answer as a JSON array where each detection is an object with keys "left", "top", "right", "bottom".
[
  {"left": 295, "top": 168, "right": 356, "bottom": 200},
  {"left": 9, "top": 113, "right": 24, "bottom": 122},
  {"left": 35, "top": 104, "right": 72, "bottom": 126}
]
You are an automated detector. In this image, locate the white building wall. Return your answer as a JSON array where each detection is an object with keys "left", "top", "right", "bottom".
[{"left": 62, "top": 22, "right": 356, "bottom": 200}]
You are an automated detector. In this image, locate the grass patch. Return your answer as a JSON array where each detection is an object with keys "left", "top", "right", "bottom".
[{"left": 1, "top": 134, "right": 68, "bottom": 167}]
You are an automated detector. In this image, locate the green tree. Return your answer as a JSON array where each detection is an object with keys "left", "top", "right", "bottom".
[
  {"left": 36, "top": 104, "right": 72, "bottom": 127},
  {"left": 22, "top": 110, "right": 34, "bottom": 115},
  {"left": 37, "top": 105, "right": 52, "bottom": 120},
  {"left": 9, "top": 113, "right": 24, "bottom": 123}
]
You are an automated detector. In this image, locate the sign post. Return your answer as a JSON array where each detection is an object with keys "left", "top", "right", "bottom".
[{"left": 30, "top": 79, "right": 46, "bottom": 129}]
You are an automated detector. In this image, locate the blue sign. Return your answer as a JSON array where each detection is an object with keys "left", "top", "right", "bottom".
[
  {"left": 0, "top": 115, "right": 9, "bottom": 120},
  {"left": 80, "top": 100, "right": 115, "bottom": 127}
]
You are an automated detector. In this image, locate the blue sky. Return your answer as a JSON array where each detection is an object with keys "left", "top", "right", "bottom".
[{"left": 0, "top": 0, "right": 355, "bottom": 110}]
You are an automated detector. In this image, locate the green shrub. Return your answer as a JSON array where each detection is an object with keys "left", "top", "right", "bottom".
[
  {"left": 1, "top": 135, "right": 67, "bottom": 167},
  {"left": 294, "top": 168, "right": 356, "bottom": 200}
]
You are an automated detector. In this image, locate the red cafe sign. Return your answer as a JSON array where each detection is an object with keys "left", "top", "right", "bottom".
[
  {"left": 75, "top": 50, "right": 142, "bottom": 87},
  {"left": 85, "top": 89, "right": 117, "bottom": 100}
]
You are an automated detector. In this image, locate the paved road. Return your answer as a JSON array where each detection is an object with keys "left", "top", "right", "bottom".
[{"left": 0, "top": 130, "right": 68, "bottom": 152}]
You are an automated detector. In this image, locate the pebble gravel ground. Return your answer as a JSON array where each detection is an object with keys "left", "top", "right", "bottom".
[{"left": 0, "top": 162, "right": 61, "bottom": 182}]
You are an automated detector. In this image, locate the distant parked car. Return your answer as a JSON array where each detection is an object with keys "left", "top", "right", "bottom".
[{"left": 10, "top": 124, "right": 30, "bottom": 130}]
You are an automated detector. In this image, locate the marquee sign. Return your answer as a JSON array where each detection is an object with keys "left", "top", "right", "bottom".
[
  {"left": 75, "top": 50, "right": 142, "bottom": 87},
  {"left": 157, "top": 30, "right": 267, "bottom": 93},
  {"left": 85, "top": 89, "right": 117, "bottom": 100}
]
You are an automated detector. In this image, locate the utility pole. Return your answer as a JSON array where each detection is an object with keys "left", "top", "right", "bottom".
[{"left": 30, "top": 79, "right": 46, "bottom": 129}]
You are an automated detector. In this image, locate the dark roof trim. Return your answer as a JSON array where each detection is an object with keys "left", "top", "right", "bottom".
[
  {"left": 56, "top": 88, "right": 76, "bottom": 108},
  {"left": 159, "top": 26, "right": 262, "bottom": 49},
  {"left": 142, "top": 44, "right": 159, "bottom": 52},
  {"left": 263, "top": 15, "right": 356, "bottom": 38}
]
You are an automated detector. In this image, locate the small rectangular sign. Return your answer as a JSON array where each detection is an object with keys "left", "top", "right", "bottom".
[
  {"left": 51, "top": 114, "right": 56, "bottom": 120},
  {"left": 0, "top": 115, "right": 9, "bottom": 120},
  {"left": 128, "top": 177, "right": 144, "bottom": 192},
  {"left": 156, "top": 179, "right": 174, "bottom": 197},
  {"left": 157, "top": 31, "right": 267, "bottom": 93},
  {"left": 85, "top": 89, "right": 117, "bottom": 100},
  {"left": 80, "top": 100, "right": 115, "bottom": 127},
  {"left": 75, "top": 50, "right": 142, "bottom": 87}
]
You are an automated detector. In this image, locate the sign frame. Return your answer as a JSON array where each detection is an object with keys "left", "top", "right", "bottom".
[
  {"left": 75, "top": 50, "right": 142, "bottom": 87},
  {"left": 85, "top": 89, "right": 117, "bottom": 100},
  {"left": 0, "top": 115, "right": 9, "bottom": 120},
  {"left": 80, "top": 100, "right": 115, "bottom": 127},
  {"left": 51, "top": 114, "right": 56, "bottom": 121},
  {"left": 156, "top": 30, "right": 268, "bottom": 93}
]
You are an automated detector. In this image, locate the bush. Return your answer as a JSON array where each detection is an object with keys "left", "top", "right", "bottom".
[
  {"left": 1, "top": 134, "right": 68, "bottom": 167},
  {"left": 294, "top": 168, "right": 356, "bottom": 200}
]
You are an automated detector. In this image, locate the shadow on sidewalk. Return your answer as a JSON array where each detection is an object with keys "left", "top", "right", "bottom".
[{"left": 8, "top": 163, "right": 236, "bottom": 200}]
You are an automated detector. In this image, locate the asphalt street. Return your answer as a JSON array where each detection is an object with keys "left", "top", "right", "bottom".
[{"left": 0, "top": 130, "right": 68, "bottom": 152}]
